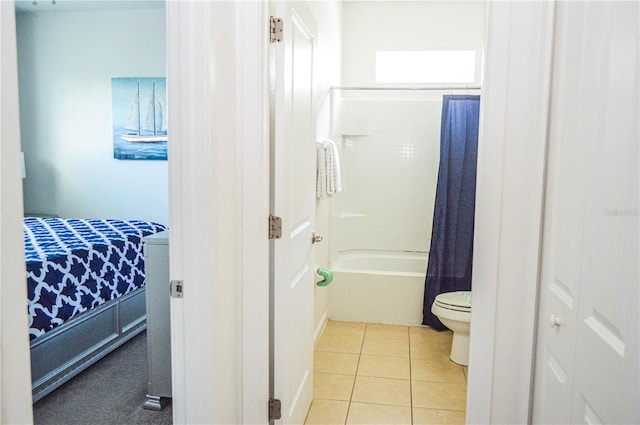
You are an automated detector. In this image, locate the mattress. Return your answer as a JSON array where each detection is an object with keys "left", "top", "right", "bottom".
[{"left": 24, "top": 217, "right": 167, "bottom": 341}]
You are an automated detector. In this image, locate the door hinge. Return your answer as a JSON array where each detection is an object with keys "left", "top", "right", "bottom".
[
  {"left": 269, "top": 215, "right": 282, "bottom": 240},
  {"left": 170, "top": 280, "right": 184, "bottom": 298},
  {"left": 268, "top": 398, "right": 282, "bottom": 421},
  {"left": 270, "top": 16, "right": 283, "bottom": 43}
]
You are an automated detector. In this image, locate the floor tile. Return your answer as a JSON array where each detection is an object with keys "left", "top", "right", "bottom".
[
  {"left": 410, "top": 345, "right": 452, "bottom": 360},
  {"left": 411, "top": 342, "right": 453, "bottom": 356},
  {"left": 314, "top": 373, "right": 355, "bottom": 401},
  {"left": 346, "top": 402, "right": 411, "bottom": 425},
  {"left": 357, "top": 354, "right": 410, "bottom": 380},
  {"left": 410, "top": 326, "right": 452, "bottom": 343},
  {"left": 409, "top": 327, "right": 453, "bottom": 352},
  {"left": 365, "top": 323, "right": 410, "bottom": 342},
  {"left": 410, "top": 339, "right": 453, "bottom": 354},
  {"left": 310, "top": 321, "right": 468, "bottom": 424},
  {"left": 325, "top": 320, "right": 367, "bottom": 334},
  {"left": 410, "top": 336, "right": 453, "bottom": 362},
  {"left": 412, "top": 407, "right": 466, "bottom": 424},
  {"left": 362, "top": 336, "right": 410, "bottom": 357},
  {"left": 304, "top": 399, "right": 349, "bottom": 425},
  {"left": 316, "top": 332, "right": 364, "bottom": 354},
  {"left": 412, "top": 380, "right": 467, "bottom": 411},
  {"left": 351, "top": 376, "right": 411, "bottom": 407},
  {"left": 314, "top": 351, "right": 359, "bottom": 375},
  {"left": 413, "top": 347, "right": 452, "bottom": 361},
  {"left": 462, "top": 366, "right": 468, "bottom": 381},
  {"left": 410, "top": 355, "right": 466, "bottom": 383}
]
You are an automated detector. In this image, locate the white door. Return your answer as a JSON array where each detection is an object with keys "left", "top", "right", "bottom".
[
  {"left": 271, "top": 2, "right": 317, "bottom": 424},
  {"left": 532, "top": 2, "right": 639, "bottom": 423}
]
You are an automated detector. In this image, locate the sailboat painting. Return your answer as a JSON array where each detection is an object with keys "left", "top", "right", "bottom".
[{"left": 111, "top": 77, "right": 167, "bottom": 160}]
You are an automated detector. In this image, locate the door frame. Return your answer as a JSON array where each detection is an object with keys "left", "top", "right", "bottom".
[
  {"left": 0, "top": 1, "right": 34, "bottom": 423},
  {"left": 166, "top": 1, "right": 270, "bottom": 423},
  {"left": 467, "top": 1, "right": 555, "bottom": 423}
]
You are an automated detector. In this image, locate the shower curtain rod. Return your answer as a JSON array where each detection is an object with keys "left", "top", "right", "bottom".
[{"left": 331, "top": 86, "right": 482, "bottom": 91}]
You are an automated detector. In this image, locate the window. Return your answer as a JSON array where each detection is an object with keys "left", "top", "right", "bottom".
[{"left": 375, "top": 50, "right": 476, "bottom": 84}]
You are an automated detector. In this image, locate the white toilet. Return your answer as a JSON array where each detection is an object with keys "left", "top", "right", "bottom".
[{"left": 431, "top": 291, "right": 471, "bottom": 366}]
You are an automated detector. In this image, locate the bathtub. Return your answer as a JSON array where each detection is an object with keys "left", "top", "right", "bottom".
[{"left": 328, "top": 250, "right": 428, "bottom": 326}]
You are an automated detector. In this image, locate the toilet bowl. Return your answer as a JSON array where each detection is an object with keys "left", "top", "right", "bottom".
[{"left": 431, "top": 291, "right": 471, "bottom": 366}]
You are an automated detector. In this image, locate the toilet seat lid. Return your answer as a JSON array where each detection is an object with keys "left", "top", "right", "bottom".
[{"left": 434, "top": 291, "right": 472, "bottom": 311}]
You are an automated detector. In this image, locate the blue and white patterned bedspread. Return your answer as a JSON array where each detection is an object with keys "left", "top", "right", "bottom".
[{"left": 24, "top": 217, "right": 167, "bottom": 341}]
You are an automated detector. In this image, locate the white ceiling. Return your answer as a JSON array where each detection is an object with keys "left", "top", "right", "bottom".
[{"left": 15, "top": 0, "right": 164, "bottom": 13}]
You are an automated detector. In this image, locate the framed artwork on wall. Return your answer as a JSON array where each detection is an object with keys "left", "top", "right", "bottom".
[{"left": 111, "top": 77, "right": 167, "bottom": 160}]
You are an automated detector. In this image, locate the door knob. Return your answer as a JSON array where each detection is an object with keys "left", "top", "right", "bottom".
[
  {"left": 550, "top": 314, "right": 562, "bottom": 328},
  {"left": 312, "top": 232, "right": 323, "bottom": 244}
]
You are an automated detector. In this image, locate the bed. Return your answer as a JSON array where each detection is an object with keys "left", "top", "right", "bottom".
[{"left": 24, "top": 217, "right": 167, "bottom": 403}]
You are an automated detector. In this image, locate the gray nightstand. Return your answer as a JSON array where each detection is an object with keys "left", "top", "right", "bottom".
[{"left": 142, "top": 230, "right": 171, "bottom": 410}]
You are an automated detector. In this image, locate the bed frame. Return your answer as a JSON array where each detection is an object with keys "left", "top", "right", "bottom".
[{"left": 30, "top": 287, "right": 147, "bottom": 403}]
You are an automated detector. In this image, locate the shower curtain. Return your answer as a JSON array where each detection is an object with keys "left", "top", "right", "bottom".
[{"left": 422, "top": 95, "right": 480, "bottom": 330}]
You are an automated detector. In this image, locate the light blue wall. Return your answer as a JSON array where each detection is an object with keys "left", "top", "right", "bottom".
[{"left": 16, "top": 6, "right": 168, "bottom": 225}]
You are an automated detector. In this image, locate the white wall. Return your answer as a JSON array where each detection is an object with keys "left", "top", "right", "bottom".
[
  {"left": 16, "top": 6, "right": 168, "bottom": 225},
  {"left": 342, "top": 1, "right": 485, "bottom": 87},
  {"left": 308, "top": 1, "right": 342, "bottom": 341}
]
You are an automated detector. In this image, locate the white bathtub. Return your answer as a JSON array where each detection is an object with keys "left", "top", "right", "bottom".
[{"left": 328, "top": 250, "right": 427, "bottom": 325}]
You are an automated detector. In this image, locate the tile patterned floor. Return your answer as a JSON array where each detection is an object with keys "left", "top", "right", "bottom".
[{"left": 306, "top": 321, "right": 467, "bottom": 425}]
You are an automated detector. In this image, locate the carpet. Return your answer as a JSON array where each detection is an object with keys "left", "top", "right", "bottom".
[{"left": 33, "top": 331, "right": 172, "bottom": 425}]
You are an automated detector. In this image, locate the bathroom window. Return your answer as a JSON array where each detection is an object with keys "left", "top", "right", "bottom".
[{"left": 375, "top": 50, "right": 476, "bottom": 84}]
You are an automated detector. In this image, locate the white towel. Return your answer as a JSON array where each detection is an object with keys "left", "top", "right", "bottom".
[
  {"left": 326, "top": 143, "right": 336, "bottom": 195},
  {"left": 324, "top": 139, "right": 342, "bottom": 193},
  {"left": 316, "top": 144, "right": 327, "bottom": 199},
  {"left": 316, "top": 139, "right": 342, "bottom": 199}
]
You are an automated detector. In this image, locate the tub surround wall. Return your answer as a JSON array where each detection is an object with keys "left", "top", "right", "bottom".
[{"left": 331, "top": 91, "right": 444, "bottom": 257}]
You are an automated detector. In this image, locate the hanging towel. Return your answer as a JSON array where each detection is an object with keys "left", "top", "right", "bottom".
[
  {"left": 325, "top": 139, "right": 342, "bottom": 193},
  {"left": 316, "top": 144, "right": 327, "bottom": 198},
  {"left": 325, "top": 143, "right": 336, "bottom": 195},
  {"left": 316, "top": 139, "right": 342, "bottom": 199}
]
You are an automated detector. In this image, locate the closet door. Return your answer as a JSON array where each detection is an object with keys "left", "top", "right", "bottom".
[{"left": 532, "top": 2, "right": 639, "bottom": 423}]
